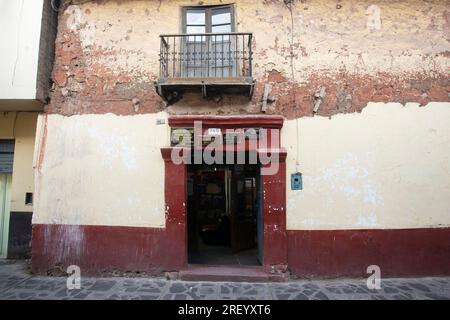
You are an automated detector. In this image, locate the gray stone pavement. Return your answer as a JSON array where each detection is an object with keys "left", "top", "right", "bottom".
[{"left": 1, "top": 260, "right": 449, "bottom": 300}]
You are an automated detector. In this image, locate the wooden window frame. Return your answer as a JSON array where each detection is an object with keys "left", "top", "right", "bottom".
[{"left": 182, "top": 4, "right": 235, "bottom": 34}]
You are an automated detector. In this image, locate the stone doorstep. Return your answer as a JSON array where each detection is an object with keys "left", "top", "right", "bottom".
[{"left": 177, "top": 265, "right": 289, "bottom": 282}]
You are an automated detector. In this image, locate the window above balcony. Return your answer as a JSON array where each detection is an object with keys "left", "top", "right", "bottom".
[{"left": 155, "top": 5, "right": 254, "bottom": 104}]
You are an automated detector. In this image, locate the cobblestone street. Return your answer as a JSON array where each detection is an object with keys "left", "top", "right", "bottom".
[{"left": 0, "top": 260, "right": 449, "bottom": 300}]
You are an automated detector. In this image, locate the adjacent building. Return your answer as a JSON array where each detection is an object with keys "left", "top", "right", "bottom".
[{"left": 0, "top": 0, "right": 57, "bottom": 259}]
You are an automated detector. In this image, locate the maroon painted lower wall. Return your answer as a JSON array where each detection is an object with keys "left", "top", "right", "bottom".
[
  {"left": 287, "top": 228, "right": 450, "bottom": 278},
  {"left": 31, "top": 224, "right": 186, "bottom": 275},
  {"left": 32, "top": 224, "right": 450, "bottom": 278}
]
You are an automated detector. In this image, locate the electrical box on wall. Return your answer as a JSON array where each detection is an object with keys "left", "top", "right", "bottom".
[
  {"left": 291, "top": 173, "right": 303, "bottom": 190},
  {"left": 25, "top": 193, "right": 33, "bottom": 205}
]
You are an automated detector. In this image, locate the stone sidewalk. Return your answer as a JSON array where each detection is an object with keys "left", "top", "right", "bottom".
[{"left": 0, "top": 260, "right": 449, "bottom": 300}]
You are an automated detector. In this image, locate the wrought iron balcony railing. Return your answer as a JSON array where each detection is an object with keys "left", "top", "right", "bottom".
[{"left": 155, "top": 33, "right": 254, "bottom": 102}]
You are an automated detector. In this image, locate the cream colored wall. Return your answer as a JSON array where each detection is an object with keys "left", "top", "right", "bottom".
[
  {"left": 0, "top": 112, "right": 38, "bottom": 212},
  {"left": 0, "top": 113, "right": 16, "bottom": 137},
  {"left": 35, "top": 103, "right": 450, "bottom": 230},
  {"left": 283, "top": 102, "right": 450, "bottom": 230},
  {"left": 36, "top": 0, "right": 450, "bottom": 229},
  {"left": 32, "top": 113, "right": 169, "bottom": 227}
]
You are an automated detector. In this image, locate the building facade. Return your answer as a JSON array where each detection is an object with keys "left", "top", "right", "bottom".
[
  {"left": 0, "top": 0, "right": 57, "bottom": 259},
  {"left": 28, "top": 0, "right": 450, "bottom": 278}
]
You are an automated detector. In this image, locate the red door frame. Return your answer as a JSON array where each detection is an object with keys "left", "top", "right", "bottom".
[{"left": 160, "top": 116, "right": 287, "bottom": 273}]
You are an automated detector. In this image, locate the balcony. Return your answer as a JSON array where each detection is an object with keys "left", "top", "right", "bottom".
[{"left": 155, "top": 33, "right": 255, "bottom": 103}]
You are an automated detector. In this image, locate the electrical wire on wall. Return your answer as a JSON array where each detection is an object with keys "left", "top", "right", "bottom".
[
  {"left": 295, "top": 117, "right": 300, "bottom": 173},
  {"left": 11, "top": 0, "right": 24, "bottom": 87},
  {"left": 284, "top": 0, "right": 301, "bottom": 174},
  {"left": 284, "top": 0, "right": 296, "bottom": 81},
  {"left": 1, "top": 111, "right": 20, "bottom": 139}
]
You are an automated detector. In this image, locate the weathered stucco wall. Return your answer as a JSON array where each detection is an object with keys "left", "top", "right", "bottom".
[
  {"left": 0, "top": 112, "right": 38, "bottom": 212},
  {"left": 48, "top": 0, "right": 450, "bottom": 117},
  {"left": 39, "top": 0, "right": 450, "bottom": 229},
  {"left": 32, "top": 112, "right": 168, "bottom": 227},
  {"left": 34, "top": 101, "right": 450, "bottom": 230},
  {"left": 31, "top": 0, "right": 450, "bottom": 276},
  {"left": 283, "top": 102, "right": 450, "bottom": 230}
]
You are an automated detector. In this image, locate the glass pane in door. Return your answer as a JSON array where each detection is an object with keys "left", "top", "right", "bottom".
[
  {"left": 184, "top": 9, "right": 208, "bottom": 77},
  {"left": 186, "top": 9, "right": 205, "bottom": 25},
  {"left": 210, "top": 24, "right": 233, "bottom": 77},
  {"left": 212, "top": 9, "right": 231, "bottom": 25}
]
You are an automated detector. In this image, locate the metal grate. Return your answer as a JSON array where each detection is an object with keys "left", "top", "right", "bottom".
[
  {"left": 0, "top": 140, "right": 14, "bottom": 174},
  {"left": 159, "top": 32, "right": 253, "bottom": 80}
]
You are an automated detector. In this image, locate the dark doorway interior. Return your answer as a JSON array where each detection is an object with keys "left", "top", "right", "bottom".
[{"left": 187, "top": 163, "right": 261, "bottom": 266}]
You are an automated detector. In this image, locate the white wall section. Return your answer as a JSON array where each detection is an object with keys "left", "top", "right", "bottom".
[
  {"left": 33, "top": 113, "right": 169, "bottom": 228},
  {"left": 284, "top": 102, "right": 450, "bottom": 230},
  {"left": 33, "top": 103, "right": 450, "bottom": 230}
]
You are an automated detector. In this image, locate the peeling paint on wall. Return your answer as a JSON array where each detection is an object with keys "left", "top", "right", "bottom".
[
  {"left": 32, "top": 112, "right": 169, "bottom": 228},
  {"left": 366, "top": 4, "right": 382, "bottom": 31},
  {"left": 35, "top": 1, "right": 450, "bottom": 231},
  {"left": 46, "top": 0, "right": 449, "bottom": 117}
]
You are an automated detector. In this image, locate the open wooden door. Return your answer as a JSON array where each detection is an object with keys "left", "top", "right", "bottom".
[
  {"left": 256, "top": 168, "right": 263, "bottom": 263},
  {"left": 228, "top": 168, "right": 256, "bottom": 254}
]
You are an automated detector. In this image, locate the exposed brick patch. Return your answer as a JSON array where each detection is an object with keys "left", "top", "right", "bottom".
[
  {"left": 165, "top": 71, "right": 449, "bottom": 119},
  {"left": 261, "top": 71, "right": 450, "bottom": 119},
  {"left": 46, "top": 2, "right": 450, "bottom": 118},
  {"left": 47, "top": 11, "right": 164, "bottom": 116},
  {"left": 36, "top": 0, "right": 58, "bottom": 103},
  {"left": 267, "top": 70, "right": 287, "bottom": 83}
]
